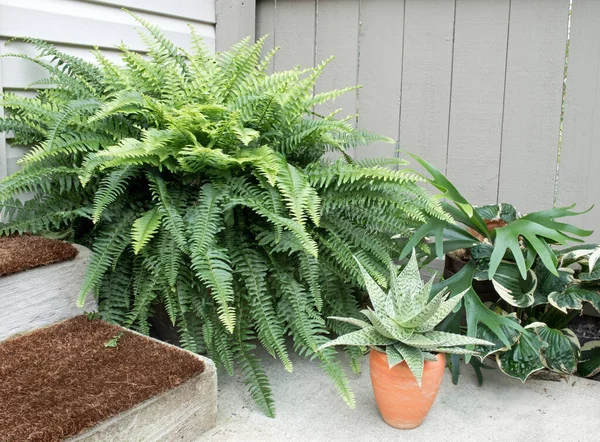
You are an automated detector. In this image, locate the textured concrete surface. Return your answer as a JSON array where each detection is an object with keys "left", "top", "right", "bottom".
[
  {"left": 208, "top": 349, "right": 600, "bottom": 442},
  {"left": 69, "top": 349, "right": 217, "bottom": 442},
  {"left": 0, "top": 244, "right": 97, "bottom": 340}
]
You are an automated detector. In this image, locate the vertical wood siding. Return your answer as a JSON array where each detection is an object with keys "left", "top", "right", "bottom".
[
  {"left": 557, "top": 0, "right": 600, "bottom": 242},
  {"left": 0, "top": 0, "right": 215, "bottom": 177},
  {"left": 254, "top": 0, "right": 599, "bottom": 236}
]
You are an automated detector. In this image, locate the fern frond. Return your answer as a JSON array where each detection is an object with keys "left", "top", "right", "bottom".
[
  {"left": 131, "top": 206, "right": 162, "bottom": 254},
  {"left": 147, "top": 174, "right": 189, "bottom": 253},
  {"left": 78, "top": 211, "right": 136, "bottom": 307},
  {"left": 193, "top": 247, "right": 236, "bottom": 333},
  {"left": 91, "top": 166, "right": 136, "bottom": 223},
  {"left": 232, "top": 239, "right": 292, "bottom": 372}
]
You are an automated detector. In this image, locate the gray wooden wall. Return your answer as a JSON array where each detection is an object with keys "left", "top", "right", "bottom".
[{"left": 250, "top": 0, "right": 599, "bottom": 241}]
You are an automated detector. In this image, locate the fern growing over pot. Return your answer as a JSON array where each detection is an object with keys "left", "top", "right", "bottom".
[{"left": 0, "top": 17, "right": 449, "bottom": 415}]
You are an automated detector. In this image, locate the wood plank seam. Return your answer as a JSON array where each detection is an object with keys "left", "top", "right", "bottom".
[
  {"left": 443, "top": 0, "right": 457, "bottom": 176},
  {"left": 496, "top": 0, "right": 513, "bottom": 205}
]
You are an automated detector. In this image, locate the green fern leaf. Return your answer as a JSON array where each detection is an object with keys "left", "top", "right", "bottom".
[{"left": 131, "top": 206, "right": 162, "bottom": 254}]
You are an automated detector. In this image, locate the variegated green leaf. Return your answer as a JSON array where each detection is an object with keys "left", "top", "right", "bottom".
[
  {"left": 496, "top": 329, "right": 546, "bottom": 382},
  {"left": 557, "top": 244, "right": 599, "bottom": 267},
  {"left": 575, "top": 257, "right": 600, "bottom": 281},
  {"left": 531, "top": 324, "right": 580, "bottom": 375},
  {"left": 317, "top": 326, "right": 395, "bottom": 350},
  {"left": 548, "top": 286, "right": 600, "bottom": 314},
  {"left": 532, "top": 260, "right": 573, "bottom": 307},
  {"left": 578, "top": 340, "right": 600, "bottom": 378},
  {"left": 589, "top": 246, "right": 600, "bottom": 273},
  {"left": 395, "top": 342, "right": 425, "bottom": 387},
  {"left": 491, "top": 262, "right": 537, "bottom": 308},
  {"left": 385, "top": 345, "right": 404, "bottom": 369},
  {"left": 473, "top": 313, "right": 521, "bottom": 360}
]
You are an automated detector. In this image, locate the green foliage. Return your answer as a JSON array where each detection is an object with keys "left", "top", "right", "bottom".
[
  {"left": 577, "top": 340, "right": 600, "bottom": 378},
  {"left": 0, "top": 19, "right": 448, "bottom": 415},
  {"left": 408, "top": 156, "right": 600, "bottom": 383},
  {"left": 320, "top": 251, "right": 492, "bottom": 387}
]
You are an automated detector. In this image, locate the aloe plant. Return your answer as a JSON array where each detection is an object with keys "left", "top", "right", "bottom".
[
  {"left": 319, "top": 251, "right": 493, "bottom": 386},
  {"left": 402, "top": 154, "right": 600, "bottom": 382}
]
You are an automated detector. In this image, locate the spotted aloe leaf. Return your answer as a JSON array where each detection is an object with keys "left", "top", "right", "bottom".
[
  {"left": 321, "top": 251, "right": 494, "bottom": 386},
  {"left": 395, "top": 251, "right": 427, "bottom": 320},
  {"left": 416, "top": 289, "right": 465, "bottom": 333},
  {"left": 400, "top": 288, "right": 447, "bottom": 328},
  {"left": 394, "top": 342, "right": 425, "bottom": 387},
  {"left": 385, "top": 345, "right": 404, "bottom": 369},
  {"left": 354, "top": 258, "right": 387, "bottom": 313},
  {"left": 318, "top": 326, "right": 395, "bottom": 349},
  {"left": 401, "top": 331, "right": 492, "bottom": 349}
]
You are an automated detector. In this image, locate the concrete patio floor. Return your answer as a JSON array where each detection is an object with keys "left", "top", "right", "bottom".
[{"left": 206, "top": 350, "right": 600, "bottom": 441}]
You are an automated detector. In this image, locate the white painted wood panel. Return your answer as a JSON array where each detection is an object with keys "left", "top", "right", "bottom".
[
  {"left": 314, "top": 0, "right": 359, "bottom": 126},
  {"left": 273, "top": 0, "right": 315, "bottom": 72},
  {"left": 0, "top": 1, "right": 215, "bottom": 52},
  {"left": 79, "top": 0, "right": 216, "bottom": 23},
  {"left": 355, "top": 0, "right": 404, "bottom": 160},
  {"left": 255, "top": 0, "right": 275, "bottom": 75},
  {"left": 398, "top": 0, "right": 455, "bottom": 172},
  {"left": 0, "top": 54, "right": 6, "bottom": 179},
  {"left": 445, "top": 0, "right": 510, "bottom": 205},
  {"left": 497, "top": 0, "right": 570, "bottom": 212},
  {"left": 557, "top": 0, "right": 600, "bottom": 242}
]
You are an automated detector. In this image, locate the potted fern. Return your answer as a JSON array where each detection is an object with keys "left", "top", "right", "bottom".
[
  {"left": 0, "top": 16, "right": 450, "bottom": 415},
  {"left": 320, "top": 251, "right": 492, "bottom": 429}
]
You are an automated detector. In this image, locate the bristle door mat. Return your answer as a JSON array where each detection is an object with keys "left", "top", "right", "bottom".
[
  {"left": 0, "top": 234, "right": 78, "bottom": 276},
  {"left": 0, "top": 316, "right": 206, "bottom": 442}
]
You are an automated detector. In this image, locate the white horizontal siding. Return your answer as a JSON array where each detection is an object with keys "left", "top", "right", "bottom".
[
  {"left": 79, "top": 0, "right": 216, "bottom": 23},
  {"left": 0, "top": 0, "right": 216, "bottom": 179}
]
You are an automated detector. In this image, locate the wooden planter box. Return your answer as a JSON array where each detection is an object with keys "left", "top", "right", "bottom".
[
  {"left": 67, "top": 330, "right": 217, "bottom": 441},
  {"left": 0, "top": 239, "right": 218, "bottom": 440},
  {"left": 0, "top": 317, "right": 217, "bottom": 441},
  {"left": 0, "top": 244, "right": 97, "bottom": 341}
]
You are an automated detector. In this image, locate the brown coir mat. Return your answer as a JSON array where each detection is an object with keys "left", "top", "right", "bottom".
[
  {"left": 0, "top": 316, "right": 205, "bottom": 442},
  {"left": 0, "top": 234, "right": 78, "bottom": 276}
]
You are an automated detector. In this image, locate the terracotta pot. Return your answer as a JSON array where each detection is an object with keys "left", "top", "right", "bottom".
[{"left": 369, "top": 349, "right": 445, "bottom": 429}]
